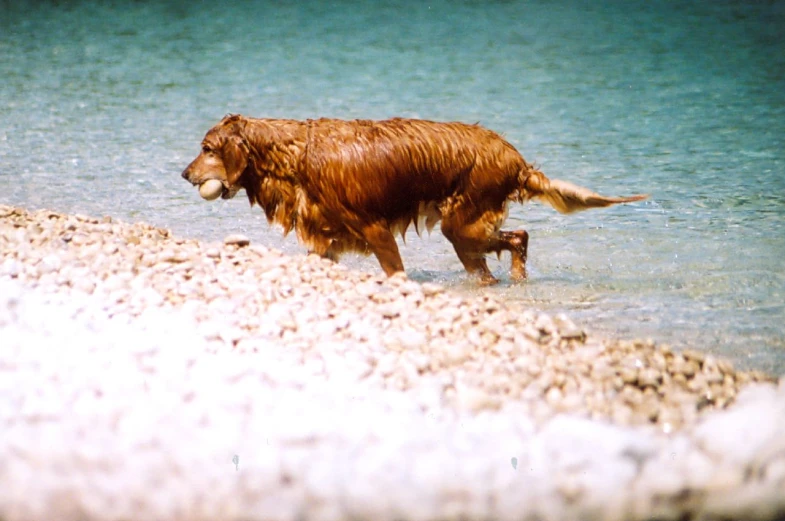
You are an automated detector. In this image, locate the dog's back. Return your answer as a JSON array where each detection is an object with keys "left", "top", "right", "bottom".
[{"left": 299, "top": 118, "right": 525, "bottom": 223}]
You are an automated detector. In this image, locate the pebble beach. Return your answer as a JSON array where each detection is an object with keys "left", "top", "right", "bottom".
[{"left": 1, "top": 203, "right": 784, "bottom": 520}]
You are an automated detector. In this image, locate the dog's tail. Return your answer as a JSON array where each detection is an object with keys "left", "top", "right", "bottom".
[{"left": 522, "top": 169, "right": 648, "bottom": 214}]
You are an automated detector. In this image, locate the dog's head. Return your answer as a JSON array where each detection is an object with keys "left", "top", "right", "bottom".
[{"left": 181, "top": 114, "right": 249, "bottom": 200}]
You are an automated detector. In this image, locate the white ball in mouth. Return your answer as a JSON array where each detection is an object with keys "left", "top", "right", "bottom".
[{"left": 199, "top": 179, "right": 224, "bottom": 201}]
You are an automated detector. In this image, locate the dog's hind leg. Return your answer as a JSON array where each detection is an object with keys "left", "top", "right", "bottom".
[
  {"left": 452, "top": 243, "right": 498, "bottom": 285},
  {"left": 441, "top": 213, "right": 499, "bottom": 285},
  {"left": 360, "top": 222, "right": 405, "bottom": 277},
  {"left": 488, "top": 230, "right": 529, "bottom": 281},
  {"left": 441, "top": 205, "right": 530, "bottom": 283}
]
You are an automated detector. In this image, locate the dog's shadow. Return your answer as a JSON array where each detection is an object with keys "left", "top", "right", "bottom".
[
  {"left": 406, "top": 267, "right": 537, "bottom": 291},
  {"left": 405, "top": 269, "right": 458, "bottom": 285}
]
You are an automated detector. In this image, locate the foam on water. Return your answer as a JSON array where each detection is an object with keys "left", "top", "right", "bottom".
[{"left": 2, "top": 0, "right": 784, "bottom": 372}]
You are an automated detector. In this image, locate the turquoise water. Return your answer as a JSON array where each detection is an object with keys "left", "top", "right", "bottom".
[{"left": 2, "top": 1, "right": 784, "bottom": 373}]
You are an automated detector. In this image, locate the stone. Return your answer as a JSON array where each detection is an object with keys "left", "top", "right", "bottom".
[{"left": 223, "top": 234, "right": 250, "bottom": 247}]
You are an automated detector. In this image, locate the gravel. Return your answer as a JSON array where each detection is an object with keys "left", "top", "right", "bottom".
[{"left": 1, "top": 204, "right": 784, "bottom": 521}]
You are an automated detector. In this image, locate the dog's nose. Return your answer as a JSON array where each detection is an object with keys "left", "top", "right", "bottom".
[{"left": 181, "top": 169, "right": 189, "bottom": 180}]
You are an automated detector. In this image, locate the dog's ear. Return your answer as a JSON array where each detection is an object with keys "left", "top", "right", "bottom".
[
  {"left": 222, "top": 134, "right": 250, "bottom": 186},
  {"left": 221, "top": 113, "right": 242, "bottom": 125}
]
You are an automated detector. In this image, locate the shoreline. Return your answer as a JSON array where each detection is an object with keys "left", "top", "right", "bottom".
[{"left": 2, "top": 203, "right": 784, "bottom": 521}]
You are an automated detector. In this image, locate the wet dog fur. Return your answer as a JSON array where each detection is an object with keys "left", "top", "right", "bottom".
[{"left": 182, "top": 114, "right": 647, "bottom": 283}]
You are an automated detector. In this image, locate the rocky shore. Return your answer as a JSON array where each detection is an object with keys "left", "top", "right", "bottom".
[{"left": 1, "top": 203, "right": 784, "bottom": 521}]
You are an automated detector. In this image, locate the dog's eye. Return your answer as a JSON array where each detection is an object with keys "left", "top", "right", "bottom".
[{"left": 202, "top": 145, "right": 212, "bottom": 153}]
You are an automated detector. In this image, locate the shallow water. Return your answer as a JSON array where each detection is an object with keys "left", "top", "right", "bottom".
[{"left": 2, "top": 0, "right": 784, "bottom": 373}]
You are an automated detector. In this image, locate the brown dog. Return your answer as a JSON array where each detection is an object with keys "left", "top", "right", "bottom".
[{"left": 181, "top": 114, "right": 646, "bottom": 284}]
